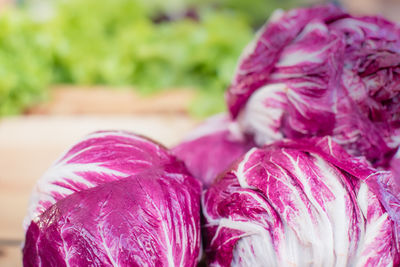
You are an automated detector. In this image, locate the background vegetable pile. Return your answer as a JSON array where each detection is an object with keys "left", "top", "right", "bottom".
[{"left": 0, "top": 0, "right": 300, "bottom": 116}]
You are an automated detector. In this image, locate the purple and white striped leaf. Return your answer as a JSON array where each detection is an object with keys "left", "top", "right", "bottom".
[
  {"left": 23, "top": 170, "right": 201, "bottom": 267},
  {"left": 277, "top": 137, "right": 400, "bottom": 249},
  {"left": 203, "top": 137, "right": 398, "bottom": 266},
  {"left": 24, "top": 130, "right": 182, "bottom": 230}
]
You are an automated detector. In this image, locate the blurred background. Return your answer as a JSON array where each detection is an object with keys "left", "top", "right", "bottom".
[
  {"left": 0, "top": 0, "right": 399, "bottom": 118},
  {"left": 0, "top": 0, "right": 399, "bottom": 265},
  {"left": 0, "top": 0, "right": 322, "bottom": 117},
  {"left": 0, "top": 0, "right": 399, "bottom": 117}
]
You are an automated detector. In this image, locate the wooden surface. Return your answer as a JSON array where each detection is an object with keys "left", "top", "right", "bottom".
[
  {"left": 0, "top": 244, "right": 21, "bottom": 267},
  {"left": 0, "top": 88, "right": 199, "bottom": 266},
  {"left": 27, "top": 86, "right": 196, "bottom": 115}
]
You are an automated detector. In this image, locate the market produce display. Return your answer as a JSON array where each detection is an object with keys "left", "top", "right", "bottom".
[
  {"left": 22, "top": 3, "right": 400, "bottom": 267},
  {"left": 23, "top": 131, "right": 202, "bottom": 266}
]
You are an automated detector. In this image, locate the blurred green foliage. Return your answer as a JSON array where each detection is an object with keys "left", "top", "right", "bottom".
[
  {"left": 0, "top": 9, "right": 51, "bottom": 115},
  {"left": 0, "top": 0, "right": 296, "bottom": 117}
]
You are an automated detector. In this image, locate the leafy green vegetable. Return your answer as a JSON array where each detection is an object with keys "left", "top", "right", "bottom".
[{"left": 0, "top": 0, "right": 297, "bottom": 117}]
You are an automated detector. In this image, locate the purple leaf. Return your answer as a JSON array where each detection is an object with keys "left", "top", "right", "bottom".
[
  {"left": 24, "top": 171, "right": 201, "bottom": 267},
  {"left": 173, "top": 114, "right": 254, "bottom": 188}
]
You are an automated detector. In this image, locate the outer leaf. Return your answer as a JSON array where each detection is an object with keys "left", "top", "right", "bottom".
[
  {"left": 23, "top": 170, "right": 201, "bottom": 267},
  {"left": 173, "top": 114, "right": 253, "bottom": 188},
  {"left": 227, "top": 4, "right": 345, "bottom": 117}
]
